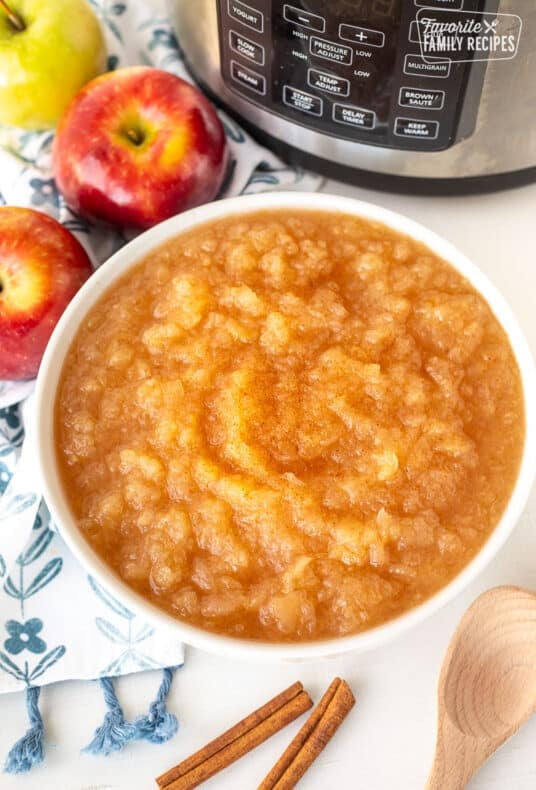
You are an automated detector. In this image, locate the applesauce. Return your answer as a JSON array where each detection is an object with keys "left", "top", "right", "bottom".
[{"left": 55, "top": 211, "right": 525, "bottom": 642}]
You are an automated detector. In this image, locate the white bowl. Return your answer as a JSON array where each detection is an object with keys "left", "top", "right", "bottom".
[{"left": 35, "top": 192, "right": 536, "bottom": 661}]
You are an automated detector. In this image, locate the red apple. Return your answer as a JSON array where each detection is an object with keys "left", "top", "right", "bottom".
[
  {"left": 0, "top": 207, "right": 93, "bottom": 380},
  {"left": 52, "top": 66, "right": 229, "bottom": 229}
]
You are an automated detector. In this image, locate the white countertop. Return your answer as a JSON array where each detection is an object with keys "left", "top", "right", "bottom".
[{"left": 1, "top": 177, "right": 535, "bottom": 790}]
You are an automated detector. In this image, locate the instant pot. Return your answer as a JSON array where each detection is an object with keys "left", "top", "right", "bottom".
[{"left": 168, "top": 0, "right": 536, "bottom": 193}]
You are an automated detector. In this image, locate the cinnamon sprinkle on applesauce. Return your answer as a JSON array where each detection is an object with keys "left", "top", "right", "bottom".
[{"left": 55, "top": 211, "right": 525, "bottom": 642}]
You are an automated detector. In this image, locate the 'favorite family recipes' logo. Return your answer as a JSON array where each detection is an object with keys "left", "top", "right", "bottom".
[{"left": 414, "top": 8, "right": 522, "bottom": 64}]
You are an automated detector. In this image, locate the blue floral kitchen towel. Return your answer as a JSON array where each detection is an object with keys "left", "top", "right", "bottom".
[{"left": 0, "top": 0, "right": 321, "bottom": 772}]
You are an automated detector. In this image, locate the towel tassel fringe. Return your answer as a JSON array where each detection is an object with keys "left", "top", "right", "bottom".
[
  {"left": 4, "top": 685, "right": 44, "bottom": 774},
  {"left": 83, "top": 676, "right": 136, "bottom": 756},
  {"left": 132, "top": 666, "right": 179, "bottom": 744}
]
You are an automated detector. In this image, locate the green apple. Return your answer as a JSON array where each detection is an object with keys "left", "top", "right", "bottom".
[{"left": 0, "top": 0, "right": 106, "bottom": 130}]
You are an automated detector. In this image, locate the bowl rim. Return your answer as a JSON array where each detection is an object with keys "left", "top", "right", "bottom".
[{"left": 34, "top": 191, "right": 536, "bottom": 661}]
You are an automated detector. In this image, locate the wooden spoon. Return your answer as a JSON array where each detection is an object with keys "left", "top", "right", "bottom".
[{"left": 427, "top": 586, "right": 536, "bottom": 790}]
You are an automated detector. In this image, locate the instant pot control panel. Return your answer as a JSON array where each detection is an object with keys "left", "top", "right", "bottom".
[{"left": 217, "top": 0, "right": 490, "bottom": 151}]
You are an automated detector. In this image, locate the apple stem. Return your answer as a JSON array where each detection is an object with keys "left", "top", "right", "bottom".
[
  {"left": 0, "top": 0, "right": 25, "bottom": 31},
  {"left": 125, "top": 128, "right": 144, "bottom": 146}
]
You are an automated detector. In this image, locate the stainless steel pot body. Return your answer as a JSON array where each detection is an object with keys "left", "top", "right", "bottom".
[{"left": 168, "top": 0, "right": 535, "bottom": 184}]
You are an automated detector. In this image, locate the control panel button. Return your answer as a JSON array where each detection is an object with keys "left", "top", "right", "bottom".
[
  {"left": 394, "top": 117, "right": 439, "bottom": 139},
  {"left": 403, "top": 54, "right": 451, "bottom": 78},
  {"left": 339, "top": 23, "right": 385, "bottom": 48},
  {"left": 310, "top": 36, "right": 353, "bottom": 66},
  {"left": 283, "top": 4, "right": 325, "bottom": 33},
  {"left": 415, "top": 0, "right": 463, "bottom": 8},
  {"left": 399, "top": 87, "right": 445, "bottom": 110},
  {"left": 283, "top": 85, "right": 323, "bottom": 116},
  {"left": 231, "top": 60, "right": 266, "bottom": 94},
  {"left": 408, "top": 20, "right": 422, "bottom": 44},
  {"left": 333, "top": 103, "right": 376, "bottom": 129},
  {"left": 229, "top": 30, "right": 265, "bottom": 65},
  {"left": 308, "top": 68, "right": 350, "bottom": 97},
  {"left": 228, "top": 0, "right": 264, "bottom": 33}
]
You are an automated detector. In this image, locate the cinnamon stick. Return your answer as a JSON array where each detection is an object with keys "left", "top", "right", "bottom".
[
  {"left": 257, "top": 677, "right": 355, "bottom": 790},
  {"left": 156, "top": 681, "right": 312, "bottom": 790}
]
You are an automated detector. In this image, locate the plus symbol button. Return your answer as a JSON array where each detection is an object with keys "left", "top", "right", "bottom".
[{"left": 356, "top": 31, "right": 367, "bottom": 42}]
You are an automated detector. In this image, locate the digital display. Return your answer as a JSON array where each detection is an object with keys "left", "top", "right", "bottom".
[{"left": 310, "top": 0, "right": 400, "bottom": 22}]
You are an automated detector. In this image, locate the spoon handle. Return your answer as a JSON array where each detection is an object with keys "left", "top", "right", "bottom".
[{"left": 426, "top": 716, "right": 491, "bottom": 790}]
